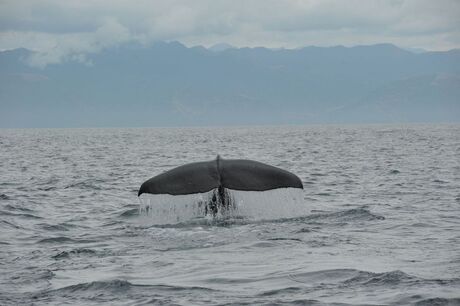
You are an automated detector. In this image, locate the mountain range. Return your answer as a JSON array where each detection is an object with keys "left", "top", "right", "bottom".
[{"left": 1, "top": 42, "right": 459, "bottom": 127}]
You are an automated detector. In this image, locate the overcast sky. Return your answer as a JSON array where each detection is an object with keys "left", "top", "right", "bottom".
[{"left": 1, "top": 0, "right": 459, "bottom": 67}]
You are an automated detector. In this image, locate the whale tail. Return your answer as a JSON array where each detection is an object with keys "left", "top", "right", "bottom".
[{"left": 138, "top": 156, "right": 303, "bottom": 197}]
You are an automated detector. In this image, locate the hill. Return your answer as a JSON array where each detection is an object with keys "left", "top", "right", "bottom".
[{"left": 0, "top": 42, "right": 459, "bottom": 127}]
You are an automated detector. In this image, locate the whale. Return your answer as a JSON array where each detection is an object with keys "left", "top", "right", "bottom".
[{"left": 138, "top": 155, "right": 303, "bottom": 214}]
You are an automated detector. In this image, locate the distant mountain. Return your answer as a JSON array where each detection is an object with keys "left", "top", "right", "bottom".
[
  {"left": 0, "top": 42, "right": 459, "bottom": 127},
  {"left": 403, "top": 47, "right": 428, "bottom": 54},
  {"left": 330, "top": 73, "right": 460, "bottom": 123},
  {"left": 208, "top": 43, "right": 234, "bottom": 52}
]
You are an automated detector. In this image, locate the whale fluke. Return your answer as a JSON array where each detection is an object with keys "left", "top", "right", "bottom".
[{"left": 138, "top": 155, "right": 303, "bottom": 196}]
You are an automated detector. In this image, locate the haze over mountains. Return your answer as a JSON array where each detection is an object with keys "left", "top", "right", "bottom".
[{"left": 1, "top": 42, "right": 459, "bottom": 128}]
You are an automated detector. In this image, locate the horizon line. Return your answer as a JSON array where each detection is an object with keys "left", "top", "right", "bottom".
[{"left": 2, "top": 41, "right": 459, "bottom": 54}]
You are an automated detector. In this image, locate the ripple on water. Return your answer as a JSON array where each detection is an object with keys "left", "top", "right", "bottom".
[
  {"left": 52, "top": 248, "right": 98, "bottom": 259},
  {"left": 37, "top": 237, "right": 97, "bottom": 244},
  {"left": 1, "top": 125, "right": 459, "bottom": 305},
  {"left": 0, "top": 193, "right": 10, "bottom": 200}
]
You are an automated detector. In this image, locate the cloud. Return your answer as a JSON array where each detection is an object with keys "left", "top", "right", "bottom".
[
  {"left": 10, "top": 18, "right": 133, "bottom": 68},
  {"left": 0, "top": 0, "right": 459, "bottom": 67}
]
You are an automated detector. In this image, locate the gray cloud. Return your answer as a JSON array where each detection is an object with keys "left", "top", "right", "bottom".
[{"left": 1, "top": 0, "right": 459, "bottom": 67}]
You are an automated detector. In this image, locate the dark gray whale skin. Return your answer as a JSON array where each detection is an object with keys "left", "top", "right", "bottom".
[{"left": 138, "top": 156, "right": 303, "bottom": 196}]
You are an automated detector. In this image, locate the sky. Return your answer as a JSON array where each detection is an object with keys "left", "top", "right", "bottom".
[{"left": 0, "top": 0, "right": 459, "bottom": 67}]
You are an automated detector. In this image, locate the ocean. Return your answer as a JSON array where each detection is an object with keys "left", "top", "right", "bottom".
[{"left": 1, "top": 124, "right": 459, "bottom": 305}]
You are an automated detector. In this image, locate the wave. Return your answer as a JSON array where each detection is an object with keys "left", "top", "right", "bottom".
[
  {"left": 0, "top": 193, "right": 10, "bottom": 200},
  {"left": 256, "top": 269, "right": 460, "bottom": 305},
  {"left": 52, "top": 248, "right": 97, "bottom": 259},
  {"left": 300, "top": 207, "right": 385, "bottom": 224},
  {"left": 3, "top": 203, "right": 34, "bottom": 212},
  {"left": 39, "top": 223, "right": 74, "bottom": 231},
  {"left": 118, "top": 207, "right": 139, "bottom": 218},
  {"left": 26, "top": 280, "right": 219, "bottom": 305},
  {"left": 37, "top": 236, "right": 97, "bottom": 244},
  {"left": 288, "top": 268, "right": 460, "bottom": 288},
  {"left": 343, "top": 270, "right": 417, "bottom": 286},
  {"left": 259, "top": 286, "right": 304, "bottom": 297},
  {"left": 0, "top": 209, "right": 42, "bottom": 219},
  {"left": 0, "top": 219, "right": 22, "bottom": 229},
  {"left": 44, "top": 279, "right": 217, "bottom": 294},
  {"left": 414, "top": 297, "right": 460, "bottom": 305},
  {"left": 64, "top": 179, "right": 105, "bottom": 190},
  {"left": 249, "top": 207, "right": 384, "bottom": 227},
  {"left": 57, "top": 279, "right": 134, "bottom": 292}
]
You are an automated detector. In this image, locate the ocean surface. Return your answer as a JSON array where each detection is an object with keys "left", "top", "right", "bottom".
[{"left": 1, "top": 124, "right": 459, "bottom": 305}]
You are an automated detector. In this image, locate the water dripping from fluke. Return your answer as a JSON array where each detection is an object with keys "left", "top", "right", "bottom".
[{"left": 138, "top": 187, "right": 307, "bottom": 225}]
